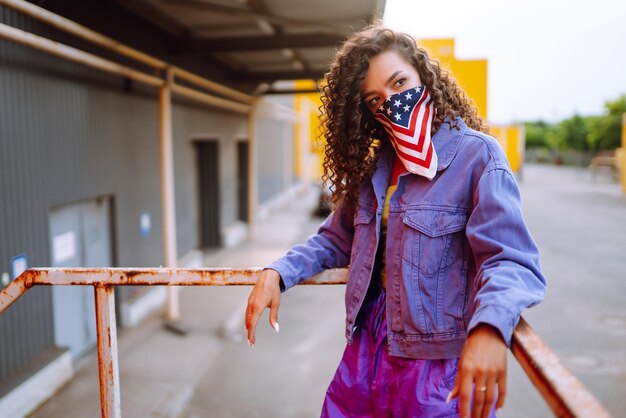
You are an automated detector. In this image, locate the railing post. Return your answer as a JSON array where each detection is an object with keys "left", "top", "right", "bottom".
[{"left": 94, "top": 285, "right": 121, "bottom": 418}]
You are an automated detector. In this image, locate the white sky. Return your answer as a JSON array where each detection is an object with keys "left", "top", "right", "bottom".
[{"left": 383, "top": 0, "right": 626, "bottom": 124}]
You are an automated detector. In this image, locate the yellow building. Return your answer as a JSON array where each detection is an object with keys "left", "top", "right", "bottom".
[
  {"left": 418, "top": 39, "right": 488, "bottom": 121},
  {"left": 419, "top": 38, "right": 525, "bottom": 173},
  {"left": 490, "top": 124, "right": 525, "bottom": 173},
  {"left": 622, "top": 114, "right": 626, "bottom": 194},
  {"left": 294, "top": 80, "right": 325, "bottom": 181},
  {"left": 294, "top": 37, "right": 525, "bottom": 180}
]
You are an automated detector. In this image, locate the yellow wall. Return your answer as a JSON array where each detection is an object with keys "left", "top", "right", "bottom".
[
  {"left": 294, "top": 80, "right": 324, "bottom": 181},
  {"left": 418, "top": 38, "right": 456, "bottom": 59},
  {"left": 447, "top": 60, "right": 488, "bottom": 121},
  {"left": 621, "top": 114, "right": 626, "bottom": 194},
  {"left": 418, "top": 39, "right": 488, "bottom": 120},
  {"left": 490, "top": 124, "right": 525, "bottom": 172}
]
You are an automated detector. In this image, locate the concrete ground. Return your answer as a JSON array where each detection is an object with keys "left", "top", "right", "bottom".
[
  {"left": 28, "top": 163, "right": 625, "bottom": 418},
  {"left": 500, "top": 164, "right": 626, "bottom": 418}
]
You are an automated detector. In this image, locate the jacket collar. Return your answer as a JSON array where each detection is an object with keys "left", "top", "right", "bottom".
[
  {"left": 375, "top": 116, "right": 467, "bottom": 174},
  {"left": 433, "top": 116, "right": 467, "bottom": 171}
]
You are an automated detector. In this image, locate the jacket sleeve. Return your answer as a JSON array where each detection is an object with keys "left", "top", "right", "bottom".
[
  {"left": 266, "top": 200, "right": 355, "bottom": 292},
  {"left": 465, "top": 166, "right": 547, "bottom": 347}
]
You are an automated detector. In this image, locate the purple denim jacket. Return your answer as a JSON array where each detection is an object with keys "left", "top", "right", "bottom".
[{"left": 268, "top": 117, "right": 546, "bottom": 359}]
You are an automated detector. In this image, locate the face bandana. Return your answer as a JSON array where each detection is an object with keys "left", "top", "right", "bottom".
[{"left": 374, "top": 85, "right": 438, "bottom": 179}]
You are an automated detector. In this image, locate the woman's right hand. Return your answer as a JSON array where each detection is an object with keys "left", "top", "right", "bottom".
[{"left": 245, "top": 268, "right": 282, "bottom": 347}]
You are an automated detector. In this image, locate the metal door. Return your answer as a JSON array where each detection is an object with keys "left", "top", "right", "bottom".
[
  {"left": 49, "top": 197, "right": 113, "bottom": 358},
  {"left": 237, "top": 141, "right": 249, "bottom": 222},
  {"left": 196, "top": 141, "right": 221, "bottom": 247}
]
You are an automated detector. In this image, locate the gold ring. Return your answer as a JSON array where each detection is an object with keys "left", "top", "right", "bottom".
[{"left": 478, "top": 386, "right": 487, "bottom": 392}]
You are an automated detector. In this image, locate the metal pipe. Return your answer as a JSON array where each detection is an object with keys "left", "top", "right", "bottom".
[
  {"left": 160, "top": 68, "right": 180, "bottom": 321},
  {"left": 171, "top": 84, "right": 251, "bottom": 114},
  {"left": 511, "top": 317, "right": 611, "bottom": 418},
  {"left": 172, "top": 67, "right": 253, "bottom": 105},
  {"left": 0, "top": 23, "right": 163, "bottom": 87},
  {"left": 19, "top": 267, "right": 347, "bottom": 286},
  {"left": 94, "top": 285, "right": 121, "bottom": 418},
  {"left": 0, "top": 268, "right": 614, "bottom": 417},
  {"left": 0, "top": 0, "right": 255, "bottom": 105},
  {"left": 0, "top": 0, "right": 167, "bottom": 70},
  {"left": 0, "top": 274, "right": 32, "bottom": 314},
  {"left": 0, "top": 22, "right": 250, "bottom": 114}
]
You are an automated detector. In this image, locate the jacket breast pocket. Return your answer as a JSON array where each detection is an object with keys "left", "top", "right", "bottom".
[{"left": 402, "top": 209, "right": 467, "bottom": 275}]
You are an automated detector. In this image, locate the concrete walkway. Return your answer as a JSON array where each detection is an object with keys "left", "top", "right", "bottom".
[{"left": 29, "top": 164, "right": 625, "bottom": 418}]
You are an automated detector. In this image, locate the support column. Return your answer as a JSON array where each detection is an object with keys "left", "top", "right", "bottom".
[
  {"left": 160, "top": 67, "right": 180, "bottom": 319},
  {"left": 247, "top": 100, "right": 259, "bottom": 240}
]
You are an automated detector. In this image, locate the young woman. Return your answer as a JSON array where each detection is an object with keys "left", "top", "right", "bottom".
[{"left": 244, "top": 24, "right": 546, "bottom": 418}]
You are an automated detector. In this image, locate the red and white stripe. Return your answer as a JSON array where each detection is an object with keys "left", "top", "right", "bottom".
[{"left": 374, "top": 87, "right": 437, "bottom": 179}]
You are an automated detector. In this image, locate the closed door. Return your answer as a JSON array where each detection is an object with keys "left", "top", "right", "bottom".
[
  {"left": 49, "top": 196, "right": 113, "bottom": 358},
  {"left": 237, "top": 141, "right": 249, "bottom": 222},
  {"left": 196, "top": 141, "right": 221, "bottom": 248}
]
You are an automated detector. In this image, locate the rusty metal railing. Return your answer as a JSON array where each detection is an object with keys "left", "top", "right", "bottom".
[{"left": 0, "top": 268, "right": 611, "bottom": 418}]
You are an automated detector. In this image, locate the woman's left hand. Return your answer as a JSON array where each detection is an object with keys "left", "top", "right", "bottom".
[{"left": 448, "top": 324, "right": 507, "bottom": 418}]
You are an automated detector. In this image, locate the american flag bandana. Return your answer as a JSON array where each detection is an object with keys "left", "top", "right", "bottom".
[{"left": 374, "top": 85, "right": 437, "bottom": 179}]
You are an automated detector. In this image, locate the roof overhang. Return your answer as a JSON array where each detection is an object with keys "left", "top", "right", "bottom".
[{"left": 115, "top": 0, "right": 386, "bottom": 89}]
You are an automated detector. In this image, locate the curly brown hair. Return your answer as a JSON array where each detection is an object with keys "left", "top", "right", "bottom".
[{"left": 320, "top": 23, "right": 489, "bottom": 211}]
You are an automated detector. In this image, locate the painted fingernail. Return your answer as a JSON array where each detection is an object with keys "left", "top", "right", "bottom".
[
  {"left": 273, "top": 323, "right": 280, "bottom": 333},
  {"left": 445, "top": 392, "right": 452, "bottom": 404}
]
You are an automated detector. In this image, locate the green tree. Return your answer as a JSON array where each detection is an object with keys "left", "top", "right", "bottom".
[
  {"left": 523, "top": 94, "right": 625, "bottom": 152},
  {"left": 524, "top": 120, "right": 551, "bottom": 148},
  {"left": 586, "top": 95, "right": 626, "bottom": 151},
  {"left": 545, "top": 123, "right": 563, "bottom": 150},
  {"left": 555, "top": 114, "right": 589, "bottom": 151}
]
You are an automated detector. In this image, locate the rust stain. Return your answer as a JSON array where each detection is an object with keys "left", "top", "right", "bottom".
[{"left": 22, "top": 270, "right": 35, "bottom": 288}]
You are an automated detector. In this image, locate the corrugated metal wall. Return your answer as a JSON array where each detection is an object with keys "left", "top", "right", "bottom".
[
  {"left": 0, "top": 2, "right": 68, "bottom": 388},
  {"left": 0, "top": 3, "right": 262, "bottom": 387}
]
